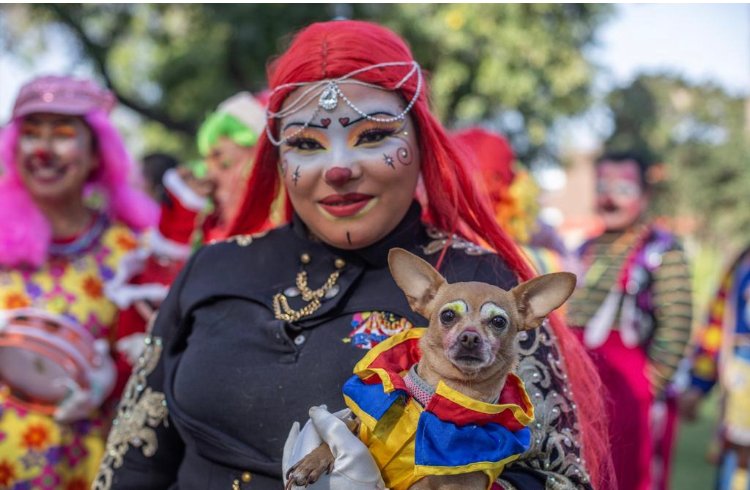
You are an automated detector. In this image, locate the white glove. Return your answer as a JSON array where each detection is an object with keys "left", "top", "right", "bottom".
[
  {"left": 283, "top": 405, "right": 386, "bottom": 490},
  {"left": 116, "top": 332, "right": 149, "bottom": 366},
  {"left": 53, "top": 339, "right": 116, "bottom": 423}
]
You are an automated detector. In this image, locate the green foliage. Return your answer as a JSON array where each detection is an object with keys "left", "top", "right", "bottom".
[
  {"left": 380, "top": 4, "right": 613, "bottom": 162},
  {"left": 1, "top": 4, "right": 612, "bottom": 166},
  {"left": 605, "top": 74, "right": 749, "bottom": 246}
]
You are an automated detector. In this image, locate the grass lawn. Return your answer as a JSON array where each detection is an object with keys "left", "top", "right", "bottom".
[{"left": 671, "top": 391, "right": 720, "bottom": 489}]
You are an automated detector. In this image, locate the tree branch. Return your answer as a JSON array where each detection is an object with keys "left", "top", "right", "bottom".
[{"left": 47, "top": 5, "right": 197, "bottom": 135}]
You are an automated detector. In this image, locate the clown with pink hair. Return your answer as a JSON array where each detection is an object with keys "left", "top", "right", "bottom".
[{"left": 0, "top": 75, "right": 158, "bottom": 488}]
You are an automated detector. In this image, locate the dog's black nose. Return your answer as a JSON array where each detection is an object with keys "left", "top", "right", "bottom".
[{"left": 459, "top": 331, "right": 481, "bottom": 348}]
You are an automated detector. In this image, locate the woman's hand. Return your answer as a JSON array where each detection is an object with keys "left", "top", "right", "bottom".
[
  {"left": 116, "top": 331, "right": 149, "bottom": 366},
  {"left": 176, "top": 166, "right": 215, "bottom": 199},
  {"left": 53, "top": 339, "right": 116, "bottom": 423},
  {"left": 677, "top": 387, "right": 704, "bottom": 422},
  {"left": 283, "top": 405, "right": 386, "bottom": 490}
]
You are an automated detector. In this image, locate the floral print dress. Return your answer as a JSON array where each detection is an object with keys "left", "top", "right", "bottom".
[{"left": 0, "top": 215, "right": 138, "bottom": 490}]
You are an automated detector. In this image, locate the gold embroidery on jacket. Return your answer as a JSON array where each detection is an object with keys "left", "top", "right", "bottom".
[
  {"left": 92, "top": 335, "right": 167, "bottom": 490},
  {"left": 422, "top": 227, "right": 490, "bottom": 256}
]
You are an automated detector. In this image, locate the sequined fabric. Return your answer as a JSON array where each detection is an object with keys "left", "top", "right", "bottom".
[{"left": 508, "top": 324, "right": 591, "bottom": 489}]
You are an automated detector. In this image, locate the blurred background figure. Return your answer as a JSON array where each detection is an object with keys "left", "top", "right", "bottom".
[
  {"left": 565, "top": 150, "right": 693, "bottom": 490},
  {"left": 0, "top": 75, "right": 158, "bottom": 488},
  {"left": 140, "top": 152, "right": 179, "bottom": 203},
  {"left": 680, "top": 244, "right": 750, "bottom": 490},
  {"left": 107, "top": 91, "right": 268, "bottom": 366},
  {"left": 452, "top": 127, "right": 567, "bottom": 274},
  {"left": 195, "top": 90, "right": 269, "bottom": 242}
]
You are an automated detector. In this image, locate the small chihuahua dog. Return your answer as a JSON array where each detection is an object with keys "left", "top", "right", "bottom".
[{"left": 286, "top": 248, "right": 576, "bottom": 490}]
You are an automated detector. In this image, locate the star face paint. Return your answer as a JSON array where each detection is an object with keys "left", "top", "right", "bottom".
[
  {"left": 595, "top": 160, "right": 648, "bottom": 232},
  {"left": 16, "top": 113, "right": 97, "bottom": 203},
  {"left": 279, "top": 83, "right": 420, "bottom": 250},
  {"left": 205, "top": 136, "right": 256, "bottom": 224}
]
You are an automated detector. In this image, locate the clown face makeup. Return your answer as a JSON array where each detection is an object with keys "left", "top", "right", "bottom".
[
  {"left": 16, "top": 113, "right": 98, "bottom": 204},
  {"left": 279, "top": 83, "right": 420, "bottom": 249},
  {"left": 595, "top": 159, "right": 648, "bottom": 232},
  {"left": 205, "top": 136, "right": 257, "bottom": 224}
]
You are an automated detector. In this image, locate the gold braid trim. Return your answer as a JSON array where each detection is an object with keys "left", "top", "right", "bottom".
[{"left": 92, "top": 335, "right": 167, "bottom": 490}]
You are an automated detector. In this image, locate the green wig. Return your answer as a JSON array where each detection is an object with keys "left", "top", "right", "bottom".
[{"left": 197, "top": 112, "right": 259, "bottom": 157}]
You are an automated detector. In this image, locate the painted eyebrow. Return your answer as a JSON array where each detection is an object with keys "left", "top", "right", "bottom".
[
  {"left": 282, "top": 121, "right": 331, "bottom": 131},
  {"left": 23, "top": 116, "right": 78, "bottom": 127},
  {"left": 342, "top": 111, "right": 398, "bottom": 127},
  {"left": 480, "top": 302, "right": 508, "bottom": 318},
  {"left": 281, "top": 121, "right": 308, "bottom": 131},
  {"left": 441, "top": 300, "right": 469, "bottom": 313},
  {"left": 282, "top": 110, "right": 399, "bottom": 131}
]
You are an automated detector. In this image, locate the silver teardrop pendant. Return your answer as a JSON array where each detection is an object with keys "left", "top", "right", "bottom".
[{"left": 319, "top": 83, "right": 338, "bottom": 111}]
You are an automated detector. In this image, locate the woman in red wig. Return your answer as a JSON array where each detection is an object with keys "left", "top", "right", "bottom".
[{"left": 97, "top": 20, "right": 611, "bottom": 490}]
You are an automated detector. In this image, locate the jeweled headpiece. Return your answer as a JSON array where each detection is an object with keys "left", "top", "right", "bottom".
[{"left": 265, "top": 61, "right": 423, "bottom": 146}]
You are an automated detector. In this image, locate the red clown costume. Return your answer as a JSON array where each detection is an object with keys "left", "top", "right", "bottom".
[{"left": 107, "top": 92, "right": 268, "bottom": 369}]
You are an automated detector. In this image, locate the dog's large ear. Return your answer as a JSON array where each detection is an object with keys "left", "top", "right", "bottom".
[
  {"left": 388, "top": 248, "right": 446, "bottom": 317},
  {"left": 512, "top": 272, "right": 577, "bottom": 331}
]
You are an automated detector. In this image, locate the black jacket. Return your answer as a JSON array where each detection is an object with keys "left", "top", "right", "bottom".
[{"left": 94, "top": 203, "right": 591, "bottom": 489}]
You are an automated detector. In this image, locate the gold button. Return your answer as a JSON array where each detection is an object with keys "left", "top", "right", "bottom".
[
  {"left": 300, "top": 253, "right": 311, "bottom": 264},
  {"left": 241, "top": 472, "right": 252, "bottom": 483},
  {"left": 334, "top": 258, "right": 346, "bottom": 269}
]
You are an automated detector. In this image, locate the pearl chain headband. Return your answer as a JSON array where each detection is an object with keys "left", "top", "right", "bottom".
[{"left": 265, "top": 61, "right": 423, "bottom": 146}]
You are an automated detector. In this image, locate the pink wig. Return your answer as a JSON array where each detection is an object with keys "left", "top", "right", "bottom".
[
  {"left": 0, "top": 110, "right": 159, "bottom": 268},
  {"left": 230, "top": 20, "right": 613, "bottom": 487}
]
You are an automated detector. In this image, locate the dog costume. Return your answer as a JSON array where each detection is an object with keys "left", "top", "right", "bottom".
[{"left": 344, "top": 328, "right": 534, "bottom": 490}]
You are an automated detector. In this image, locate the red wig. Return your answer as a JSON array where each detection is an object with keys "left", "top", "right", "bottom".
[
  {"left": 229, "top": 20, "right": 611, "bottom": 487},
  {"left": 454, "top": 128, "right": 515, "bottom": 186}
]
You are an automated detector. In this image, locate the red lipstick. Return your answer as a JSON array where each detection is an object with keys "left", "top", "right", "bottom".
[{"left": 318, "top": 193, "right": 374, "bottom": 218}]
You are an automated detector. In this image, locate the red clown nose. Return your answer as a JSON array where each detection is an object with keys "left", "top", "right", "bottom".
[{"left": 324, "top": 167, "right": 353, "bottom": 186}]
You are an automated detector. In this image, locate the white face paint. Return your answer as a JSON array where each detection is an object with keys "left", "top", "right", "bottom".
[
  {"left": 16, "top": 113, "right": 98, "bottom": 203},
  {"left": 595, "top": 160, "right": 648, "bottom": 232},
  {"left": 279, "top": 83, "right": 421, "bottom": 250}
]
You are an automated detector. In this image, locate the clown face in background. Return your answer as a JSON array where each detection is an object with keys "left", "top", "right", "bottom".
[
  {"left": 17, "top": 113, "right": 98, "bottom": 205},
  {"left": 595, "top": 157, "right": 649, "bottom": 232},
  {"left": 196, "top": 92, "right": 266, "bottom": 234}
]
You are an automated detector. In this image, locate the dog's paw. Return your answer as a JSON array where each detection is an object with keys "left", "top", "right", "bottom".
[{"left": 285, "top": 444, "right": 335, "bottom": 489}]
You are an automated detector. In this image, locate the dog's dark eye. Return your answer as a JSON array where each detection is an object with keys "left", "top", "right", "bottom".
[
  {"left": 439, "top": 310, "right": 456, "bottom": 325},
  {"left": 490, "top": 315, "right": 508, "bottom": 330}
]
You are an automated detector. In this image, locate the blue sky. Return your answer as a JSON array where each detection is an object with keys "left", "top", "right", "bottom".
[
  {"left": 1, "top": 4, "right": 748, "bottom": 140},
  {"left": 593, "top": 4, "right": 748, "bottom": 96},
  {"left": 553, "top": 3, "right": 749, "bottom": 152}
]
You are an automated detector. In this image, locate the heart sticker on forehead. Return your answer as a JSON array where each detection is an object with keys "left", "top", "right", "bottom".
[
  {"left": 320, "top": 118, "right": 331, "bottom": 128},
  {"left": 338, "top": 117, "right": 350, "bottom": 127}
]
